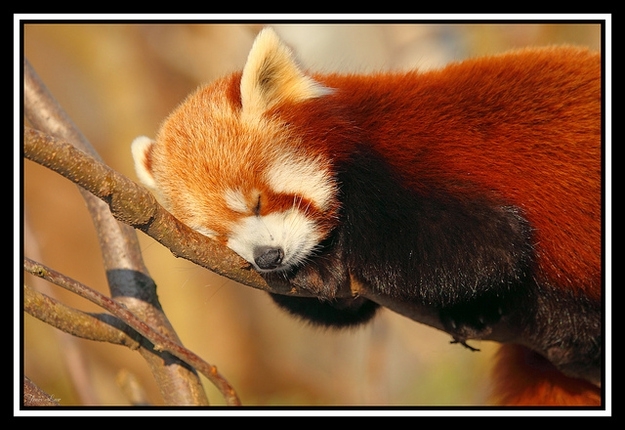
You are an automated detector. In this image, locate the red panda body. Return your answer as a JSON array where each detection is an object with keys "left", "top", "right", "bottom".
[{"left": 132, "top": 28, "right": 602, "bottom": 406}]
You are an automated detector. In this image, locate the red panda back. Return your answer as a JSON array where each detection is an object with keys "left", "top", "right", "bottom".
[{"left": 298, "top": 46, "right": 602, "bottom": 301}]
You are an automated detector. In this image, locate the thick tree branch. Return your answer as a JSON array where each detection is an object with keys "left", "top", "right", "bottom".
[
  {"left": 21, "top": 126, "right": 455, "bottom": 330},
  {"left": 22, "top": 125, "right": 466, "bottom": 329}
]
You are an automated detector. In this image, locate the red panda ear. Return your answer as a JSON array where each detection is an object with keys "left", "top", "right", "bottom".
[
  {"left": 131, "top": 135, "right": 158, "bottom": 190},
  {"left": 240, "top": 27, "right": 332, "bottom": 116}
]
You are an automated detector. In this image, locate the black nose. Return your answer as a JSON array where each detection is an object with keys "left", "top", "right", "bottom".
[{"left": 253, "top": 246, "right": 285, "bottom": 270}]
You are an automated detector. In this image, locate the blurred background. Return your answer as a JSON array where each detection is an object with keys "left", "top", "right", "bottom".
[{"left": 22, "top": 21, "right": 602, "bottom": 407}]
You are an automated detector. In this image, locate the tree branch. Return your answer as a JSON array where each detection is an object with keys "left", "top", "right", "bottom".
[
  {"left": 21, "top": 125, "right": 455, "bottom": 330},
  {"left": 24, "top": 283, "right": 141, "bottom": 349},
  {"left": 23, "top": 58, "right": 210, "bottom": 406},
  {"left": 24, "top": 257, "right": 241, "bottom": 406}
]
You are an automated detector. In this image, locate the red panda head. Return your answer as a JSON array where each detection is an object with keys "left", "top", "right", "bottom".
[{"left": 132, "top": 28, "right": 340, "bottom": 272}]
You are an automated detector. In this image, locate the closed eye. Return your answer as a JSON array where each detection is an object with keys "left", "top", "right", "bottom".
[{"left": 253, "top": 194, "right": 262, "bottom": 216}]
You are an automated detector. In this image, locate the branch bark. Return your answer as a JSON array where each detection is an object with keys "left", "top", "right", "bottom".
[{"left": 24, "top": 377, "right": 61, "bottom": 407}]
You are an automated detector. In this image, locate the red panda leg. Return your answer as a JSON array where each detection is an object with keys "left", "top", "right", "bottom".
[{"left": 491, "top": 344, "right": 601, "bottom": 406}]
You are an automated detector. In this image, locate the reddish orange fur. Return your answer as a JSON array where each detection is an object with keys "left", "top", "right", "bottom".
[{"left": 492, "top": 344, "right": 601, "bottom": 406}]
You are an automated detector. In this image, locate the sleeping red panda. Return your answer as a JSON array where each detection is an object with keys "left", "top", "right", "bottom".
[{"left": 132, "top": 28, "right": 602, "bottom": 406}]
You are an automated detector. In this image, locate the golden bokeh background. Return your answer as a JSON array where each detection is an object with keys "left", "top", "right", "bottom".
[{"left": 22, "top": 21, "right": 602, "bottom": 407}]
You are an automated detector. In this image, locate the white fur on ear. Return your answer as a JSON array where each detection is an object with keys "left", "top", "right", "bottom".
[
  {"left": 240, "top": 27, "right": 332, "bottom": 116},
  {"left": 131, "top": 135, "right": 158, "bottom": 189}
]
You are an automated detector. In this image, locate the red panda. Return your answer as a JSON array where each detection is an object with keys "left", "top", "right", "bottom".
[{"left": 132, "top": 28, "right": 602, "bottom": 406}]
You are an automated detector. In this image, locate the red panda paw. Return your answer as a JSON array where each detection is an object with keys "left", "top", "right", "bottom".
[
  {"left": 260, "top": 239, "right": 349, "bottom": 299},
  {"left": 439, "top": 296, "right": 506, "bottom": 347}
]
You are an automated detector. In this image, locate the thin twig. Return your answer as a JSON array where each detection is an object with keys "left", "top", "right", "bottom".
[
  {"left": 24, "top": 257, "right": 241, "bottom": 406},
  {"left": 24, "top": 284, "right": 141, "bottom": 349}
]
